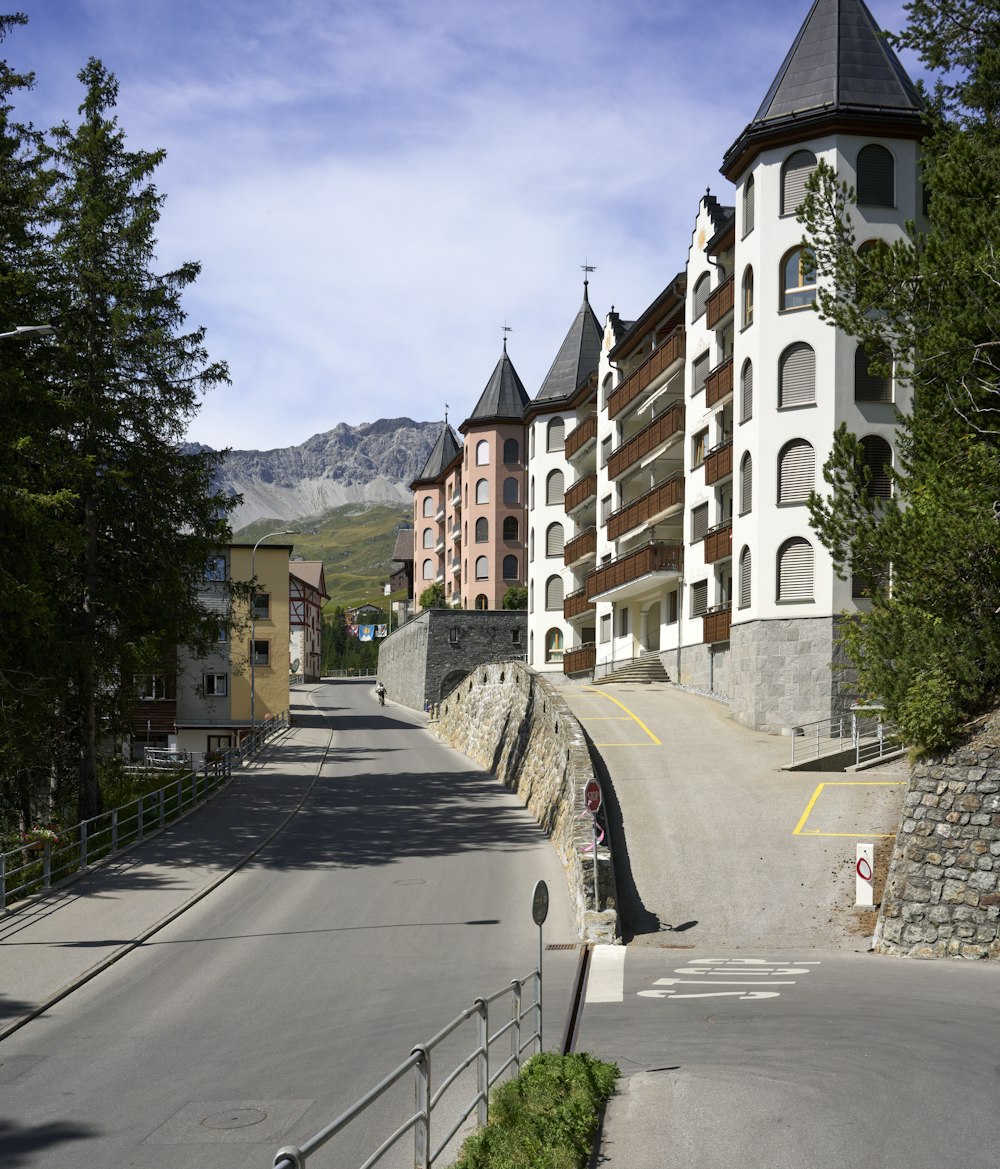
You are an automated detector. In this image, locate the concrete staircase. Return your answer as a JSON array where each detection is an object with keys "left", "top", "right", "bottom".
[{"left": 598, "top": 652, "right": 671, "bottom": 685}]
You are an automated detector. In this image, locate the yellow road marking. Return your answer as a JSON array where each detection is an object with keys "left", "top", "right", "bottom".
[
  {"left": 584, "top": 688, "right": 662, "bottom": 746},
  {"left": 592, "top": 743, "right": 660, "bottom": 748},
  {"left": 793, "top": 781, "right": 907, "bottom": 837},
  {"left": 578, "top": 716, "right": 632, "bottom": 721}
]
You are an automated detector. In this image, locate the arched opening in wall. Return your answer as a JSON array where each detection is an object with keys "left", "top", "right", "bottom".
[
  {"left": 503, "top": 477, "right": 519, "bottom": 504},
  {"left": 475, "top": 594, "right": 488, "bottom": 610},
  {"left": 857, "top": 143, "right": 895, "bottom": 208},
  {"left": 502, "top": 554, "right": 519, "bottom": 579},
  {"left": 740, "top": 358, "right": 753, "bottom": 422},
  {"left": 475, "top": 517, "right": 489, "bottom": 542},
  {"left": 740, "top": 451, "right": 753, "bottom": 514},
  {"left": 860, "top": 434, "right": 893, "bottom": 498},
  {"left": 547, "top": 417, "right": 565, "bottom": 452},
  {"left": 777, "top": 438, "right": 815, "bottom": 504},
  {"left": 742, "top": 266, "right": 754, "bottom": 328},
  {"left": 545, "top": 522, "right": 564, "bottom": 558},
  {"left": 742, "top": 172, "right": 755, "bottom": 236},
  {"left": 855, "top": 343, "right": 893, "bottom": 402},
  {"left": 503, "top": 438, "right": 519, "bottom": 463},
  {"left": 475, "top": 555, "right": 489, "bottom": 579},
  {"left": 546, "top": 469, "right": 564, "bottom": 506},
  {"left": 780, "top": 248, "right": 817, "bottom": 311},
  {"left": 476, "top": 478, "right": 489, "bottom": 504},
  {"left": 545, "top": 628, "right": 564, "bottom": 663},
  {"left": 476, "top": 439, "right": 489, "bottom": 465},
  {"left": 778, "top": 342, "right": 816, "bottom": 406},
  {"left": 422, "top": 496, "right": 435, "bottom": 517},
  {"left": 503, "top": 516, "right": 518, "bottom": 541},
  {"left": 781, "top": 148, "right": 816, "bottom": 215},
  {"left": 440, "top": 669, "right": 467, "bottom": 701},
  {"left": 776, "top": 537, "right": 814, "bottom": 602},
  {"left": 738, "top": 545, "right": 752, "bottom": 608},
  {"left": 692, "top": 272, "right": 710, "bottom": 319}
]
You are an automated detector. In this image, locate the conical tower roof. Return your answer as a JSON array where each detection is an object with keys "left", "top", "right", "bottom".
[
  {"left": 722, "top": 0, "right": 923, "bottom": 179},
  {"left": 460, "top": 345, "right": 530, "bottom": 432},
  {"left": 535, "top": 283, "right": 603, "bottom": 404},
  {"left": 411, "top": 422, "right": 461, "bottom": 486}
]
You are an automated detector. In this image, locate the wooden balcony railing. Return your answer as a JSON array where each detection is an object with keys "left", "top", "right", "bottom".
[
  {"left": 703, "top": 603, "right": 732, "bottom": 644},
  {"left": 564, "top": 471, "right": 597, "bottom": 513},
  {"left": 706, "top": 273, "right": 735, "bottom": 329},
  {"left": 565, "top": 413, "right": 597, "bottom": 460},
  {"left": 705, "top": 357, "right": 734, "bottom": 408},
  {"left": 563, "top": 526, "right": 597, "bottom": 566},
  {"left": 704, "top": 438, "right": 733, "bottom": 485},
  {"left": 607, "top": 402, "right": 685, "bottom": 480},
  {"left": 563, "top": 643, "right": 596, "bottom": 675},
  {"left": 563, "top": 588, "right": 595, "bottom": 620},
  {"left": 703, "top": 519, "right": 733, "bottom": 564},
  {"left": 586, "top": 542, "right": 684, "bottom": 600},
  {"left": 606, "top": 474, "right": 683, "bottom": 541},
  {"left": 608, "top": 326, "right": 686, "bottom": 419}
]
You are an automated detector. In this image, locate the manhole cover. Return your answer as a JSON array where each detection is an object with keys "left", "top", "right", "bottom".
[{"left": 201, "top": 1108, "right": 268, "bottom": 1131}]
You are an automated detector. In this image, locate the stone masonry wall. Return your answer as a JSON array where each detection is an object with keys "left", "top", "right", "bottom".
[
  {"left": 877, "top": 735, "right": 1000, "bottom": 960},
  {"left": 672, "top": 643, "right": 730, "bottom": 699},
  {"left": 375, "top": 611, "right": 428, "bottom": 711},
  {"left": 434, "top": 661, "right": 618, "bottom": 943}
]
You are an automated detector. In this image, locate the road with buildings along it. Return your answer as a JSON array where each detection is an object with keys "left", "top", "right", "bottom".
[{"left": 0, "top": 679, "right": 580, "bottom": 1169}]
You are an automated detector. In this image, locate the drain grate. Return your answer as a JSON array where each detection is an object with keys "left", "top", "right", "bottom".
[{"left": 546, "top": 943, "right": 578, "bottom": 950}]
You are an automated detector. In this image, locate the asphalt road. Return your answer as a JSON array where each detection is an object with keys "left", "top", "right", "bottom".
[{"left": 1, "top": 680, "right": 579, "bottom": 1168}]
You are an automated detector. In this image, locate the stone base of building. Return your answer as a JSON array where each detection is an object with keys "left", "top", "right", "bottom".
[{"left": 671, "top": 642, "right": 730, "bottom": 699}]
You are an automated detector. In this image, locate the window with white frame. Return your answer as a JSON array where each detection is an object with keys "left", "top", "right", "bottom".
[
  {"left": 780, "top": 248, "right": 817, "bottom": 311},
  {"left": 252, "top": 593, "right": 270, "bottom": 620},
  {"left": 742, "top": 266, "right": 754, "bottom": 328},
  {"left": 475, "top": 556, "right": 488, "bottom": 580},
  {"left": 422, "top": 496, "right": 435, "bottom": 517},
  {"left": 204, "top": 673, "right": 228, "bottom": 697},
  {"left": 476, "top": 478, "right": 489, "bottom": 504},
  {"left": 251, "top": 639, "right": 270, "bottom": 665},
  {"left": 476, "top": 440, "right": 489, "bottom": 465}
]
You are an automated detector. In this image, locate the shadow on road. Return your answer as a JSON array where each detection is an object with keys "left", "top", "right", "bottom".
[{"left": 0, "top": 1117, "right": 100, "bottom": 1166}]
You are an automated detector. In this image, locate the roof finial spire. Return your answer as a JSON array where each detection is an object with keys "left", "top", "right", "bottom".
[
  {"left": 502, "top": 322, "right": 512, "bottom": 353},
  {"left": 444, "top": 402, "right": 449, "bottom": 425},
  {"left": 581, "top": 260, "right": 596, "bottom": 302}
]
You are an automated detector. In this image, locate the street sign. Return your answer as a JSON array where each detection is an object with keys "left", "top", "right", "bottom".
[
  {"left": 531, "top": 880, "right": 549, "bottom": 926},
  {"left": 585, "top": 780, "right": 602, "bottom": 814}
]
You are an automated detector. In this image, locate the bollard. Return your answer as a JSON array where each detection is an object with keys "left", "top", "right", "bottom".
[{"left": 855, "top": 842, "right": 875, "bottom": 908}]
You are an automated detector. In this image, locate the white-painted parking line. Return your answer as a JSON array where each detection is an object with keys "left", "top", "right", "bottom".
[
  {"left": 637, "top": 956, "right": 820, "bottom": 1003},
  {"left": 585, "top": 945, "right": 626, "bottom": 1003}
]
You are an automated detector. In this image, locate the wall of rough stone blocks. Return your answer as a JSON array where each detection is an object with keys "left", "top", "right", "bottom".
[
  {"left": 673, "top": 643, "right": 730, "bottom": 699},
  {"left": 434, "top": 661, "right": 618, "bottom": 944},
  {"left": 375, "top": 612, "right": 429, "bottom": 711},
  {"left": 877, "top": 738, "right": 1000, "bottom": 959}
]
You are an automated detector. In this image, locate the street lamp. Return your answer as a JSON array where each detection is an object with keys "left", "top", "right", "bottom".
[
  {"left": 250, "top": 528, "right": 298, "bottom": 742},
  {"left": 0, "top": 324, "right": 57, "bottom": 341}
]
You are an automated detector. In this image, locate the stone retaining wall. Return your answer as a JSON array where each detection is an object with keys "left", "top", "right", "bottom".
[
  {"left": 877, "top": 737, "right": 1000, "bottom": 959},
  {"left": 433, "top": 661, "right": 618, "bottom": 944}
]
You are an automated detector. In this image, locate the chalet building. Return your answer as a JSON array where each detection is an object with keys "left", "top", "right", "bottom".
[{"left": 290, "top": 559, "right": 329, "bottom": 683}]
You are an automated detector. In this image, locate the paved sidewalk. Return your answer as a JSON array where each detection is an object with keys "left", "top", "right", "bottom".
[{"left": 0, "top": 722, "right": 331, "bottom": 1041}]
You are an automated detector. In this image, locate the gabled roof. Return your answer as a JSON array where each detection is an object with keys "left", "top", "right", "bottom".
[
  {"left": 534, "top": 284, "right": 603, "bottom": 404},
  {"left": 722, "top": 0, "right": 924, "bottom": 179},
  {"left": 289, "top": 559, "right": 329, "bottom": 598},
  {"left": 460, "top": 346, "right": 531, "bottom": 431},
  {"left": 411, "top": 422, "right": 461, "bottom": 486},
  {"left": 392, "top": 527, "right": 414, "bottom": 563}
]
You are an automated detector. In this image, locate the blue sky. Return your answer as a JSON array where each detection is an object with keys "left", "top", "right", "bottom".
[{"left": 7, "top": 0, "right": 918, "bottom": 452}]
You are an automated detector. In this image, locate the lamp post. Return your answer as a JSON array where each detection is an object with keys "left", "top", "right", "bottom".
[
  {"left": 0, "top": 324, "right": 56, "bottom": 341},
  {"left": 249, "top": 528, "right": 298, "bottom": 743}
]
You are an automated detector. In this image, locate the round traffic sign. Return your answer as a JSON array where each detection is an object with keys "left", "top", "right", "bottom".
[
  {"left": 584, "top": 780, "right": 602, "bottom": 814},
  {"left": 856, "top": 856, "right": 873, "bottom": 882},
  {"left": 531, "top": 880, "right": 549, "bottom": 926}
]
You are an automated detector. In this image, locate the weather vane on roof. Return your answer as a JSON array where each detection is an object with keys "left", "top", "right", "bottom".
[
  {"left": 581, "top": 260, "right": 596, "bottom": 299},
  {"left": 502, "top": 322, "right": 512, "bottom": 352},
  {"left": 444, "top": 402, "right": 449, "bottom": 424}
]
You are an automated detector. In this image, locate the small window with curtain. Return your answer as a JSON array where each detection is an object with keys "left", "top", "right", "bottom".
[{"left": 692, "top": 428, "right": 708, "bottom": 468}]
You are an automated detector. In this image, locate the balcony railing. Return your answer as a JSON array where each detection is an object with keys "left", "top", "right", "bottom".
[
  {"left": 564, "top": 471, "right": 597, "bottom": 513},
  {"left": 450, "top": 558, "right": 461, "bottom": 574},
  {"left": 606, "top": 474, "right": 683, "bottom": 541},
  {"left": 704, "top": 437, "right": 733, "bottom": 485},
  {"left": 563, "top": 643, "right": 596, "bottom": 675},
  {"left": 703, "top": 519, "right": 733, "bottom": 564},
  {"left": 565, "top": 413, "right": 597, "bottom": 460},
  {"left": 703, "top": 603, "right": 732, "bottom": 644},
  {"left": 586, "top": 542, "right": 683, "bottom": 600},
  {"left": 607, "top": 401, "right": 685, "bottom": 480},
  {"left": 706, "top": 274, "right": 735, "bottom": 329},
  {"left": 608, "top": 326, "right": 686, "bottom": 419},
  {"left": 451, "top": 491, "right": 462, "bottom": 508},
  {"left": 435, "top": 506, "right": 446, "bottom": 522},
  {"left": 705, "top": 357, "right": 734, "bottom": 408},
  {"left": 563, "top": 588, "right": 595, "bottom": 620},
  {"left": 563, "top": 526, "right": 597, "bottom": 566}
]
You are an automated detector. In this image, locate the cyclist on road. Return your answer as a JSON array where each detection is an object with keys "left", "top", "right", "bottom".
[{"left": 375, "top": 681, "right": 386, "bottom": 706}]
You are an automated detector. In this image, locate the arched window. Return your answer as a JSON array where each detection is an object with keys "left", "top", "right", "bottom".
[
  {"left": 778, "top": 342, "right": 816, "bottom": 407},
  {"left": 475, "top": 556, "right": 488, "bottom": 580},
  {"left": 855, "top": 344, "right": 892, "bottom": 402},
  {"left": 742, "top": 266, "right": 754, "bottom": 328},
  {"left": 693, "top": 272, "right": 711, "bottom": 319},
  {"left": 503, "top": 516, "right": 518, "bottom": 540},
  {"left": 476, "top": 440, "right": 489, "bottom": 465},
  {"left": 545, "top": 628, "right": 564, "bottom": 663},
  {"left": 503, "top": 438, "right": 519, "bottom": 463},
  {"left": 740, "top": 359, "right": 753, "bottom": 422},
  {"left": 422, "top": 558, "right": 433, "bottom": 580},
  {"left": 778, "top": 439, "right": 815, "bottom": 504},
  {"left": 422, "top": 496, "right": 434, "bottom": 517},
  {"left": 476, "top": 478, "right": 489, "bottom": 504},
  {"left": 860, "top": 435, "right": 893, "bottom": 498},
  {"left": 422, "top": 527, "right": 434, "bottom": 548},
  {"left": 742, "top": 173, "right": 755, "bottom": 237},
  {"left": 602, "top": 373, "right": 614, "bottom": 407},
  {"left": 740, "top": 452, "right": 753, "bottom": 514},
  {"left": 475, "top": 594, "right": 488, "bottom": 610},
  {"left": 780, "top": 247, "right": 817, "bottom": 311},
  {"left": 502, "top": 554, "right": 518, "bottom": 579},
  {"left": 545, "top": 575, "right": 564, "bottom": 610},
  {"left": 781, "top": 149, "right": 816, "bottom": 215},
  {"left": 529, "top": 476, "right": 535, "bottom": 510},
  {"left": 738, "top": 546, "right": 752, "bottom": 609},
  {"left": 475, "top": 517, "right": 488, "bottom": 542},
  {"left": 777, "top": 537, "right": 814, "bottom": 602},
  {"left": 857, "top": 144, "right": 895, "bottom": 208},
  {"left": 503, "top": 477, "right": 519, "bottom": 504},
  {"left": 529, "top": 527, "right": 534, "bottom": 560},
  {"left": 546, "top": 417, "right": 565, "bottom": 452},
  {"left": 545, "top": 469, "right": 564, "bottom": 506},
  {"left": 546, "top": 522, "right": 564, "bottom": 557}
]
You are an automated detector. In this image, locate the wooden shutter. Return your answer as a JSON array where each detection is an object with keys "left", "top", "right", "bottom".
[
  {"left": 855, "top": 345, "right": 892, "bottom": 402},
  {"left": 779, "top": 343, "right": 815, "bottom": 407},
  {"left": 739, "top": 547, "right": 752, "bottom": 608},
  {"left": 546, "top": 470, "right": 564, "bottom": 505},
  {"left": 546, "top": 523, "right": 564, "bottom": 557},
  {"left": 778, "top": 440, "right": 815, "bottom": 503},
  {"left": 861, "top": 435, "right": 892, "bottom": 498},
  {"left": 782, "top": 150, "right": 816, "bottom": 215},
  {"left": 740, "top": 360, "right": 753, "bottom": 421},
  {"left": 742, "top": 175, "right": 755, "bottom": 236},
  {"left": 691, "top": 580, "right": 708, "bottom": 616},
  {"left": 692, "top": 502, "right": 709, "bottom": 542},
  {"left": 545, "top": 575, "right": 564, "bottom": 610},
  {"left": 778, "top": 538, "right": 814, "bottom": 601},
  {"left": 857, "top": 145, "right": 894, "bottom": 207},
  {"left": 740, "top": 453, "right": 753, "bottom": 513}
]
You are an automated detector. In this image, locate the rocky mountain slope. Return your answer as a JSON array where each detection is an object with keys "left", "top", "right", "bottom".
[{"left": 195, "top": 418, "right": 441, "bottom": 528}]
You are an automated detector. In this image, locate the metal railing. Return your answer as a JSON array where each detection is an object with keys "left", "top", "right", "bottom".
[
  {"left": 788, "top": 706, "right": 900, "bottom": 767},
  {"left": 0, "top": 714, "right": 288, "bottom": 910}
]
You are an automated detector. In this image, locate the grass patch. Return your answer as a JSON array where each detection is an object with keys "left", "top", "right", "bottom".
[{"left": 451, "top": 1052, "right": 618, "bottom": 1169}]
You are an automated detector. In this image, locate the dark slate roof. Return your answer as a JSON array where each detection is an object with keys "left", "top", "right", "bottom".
[
  {"left": 723, "top": 0, "right": 923, "bottom": 177},
  {"left": 411, "top": 422, "right": 461, "bottom": 485},
  {"left": 535, "top": 285, "right": 603, "bottom": 404},
  {"left": 392, "top": 527, "right": 414, "bottom": 563},
  {"left": 462, "top": 346, "right": 531, "bottom": 428}
]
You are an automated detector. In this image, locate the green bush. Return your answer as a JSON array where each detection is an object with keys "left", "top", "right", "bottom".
[{"left": 451, "top": 1052, "right": 618, "bottom": 1169}]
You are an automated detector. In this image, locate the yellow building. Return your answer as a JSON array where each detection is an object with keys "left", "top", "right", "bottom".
[{"left": 230, "top": 544, "right": 292, "bottom": 726}]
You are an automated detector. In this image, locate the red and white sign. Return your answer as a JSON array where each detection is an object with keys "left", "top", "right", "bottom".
[
  {"left": 856, "top": 842, "right": 874, "bottom": 907},
  {"left": 584, "top": 780, "right": 602, "bottom": 814}
]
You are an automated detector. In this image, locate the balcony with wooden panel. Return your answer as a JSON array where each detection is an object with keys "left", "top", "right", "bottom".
[
  {"left": 703, "top": 519, "right": 733, "bottom": 564},
  {"left": 705, "top": 357, "right": 733, "bottom": 408},
  {"left": 703, "top": 603, "right": 732, "bottom": 644},
  {"left": 563, "top": 642, "right": 596, "bottom": 675},
  {"left": 586, "top": 542, "right": 683, "bottom": 602},
  {"left": 563, "top": 526, "right": 597, "bottom": 567},
  {"left": 607, "top": 402, "right": 685, "bottom": 481},
  {"left": 563, "top": 588, "right": 595, "bottom": 621},
  {"left": 606, "top": 474, "right": 683, "bottom": 541},
  {"left": 705, "top": 273, "right": 734, "bottom": 329},
  {"left": 564, "top": 413, "right": 597, "bottom": 462},
  {"left": 607, "top": 326, "right": 685, "bottom": 420},
  {"left": 564, "top": 471, "right": 597, "bottom": 515},
  {"left": 704, "top": 438, "right": 733, "bottom": 486}
]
